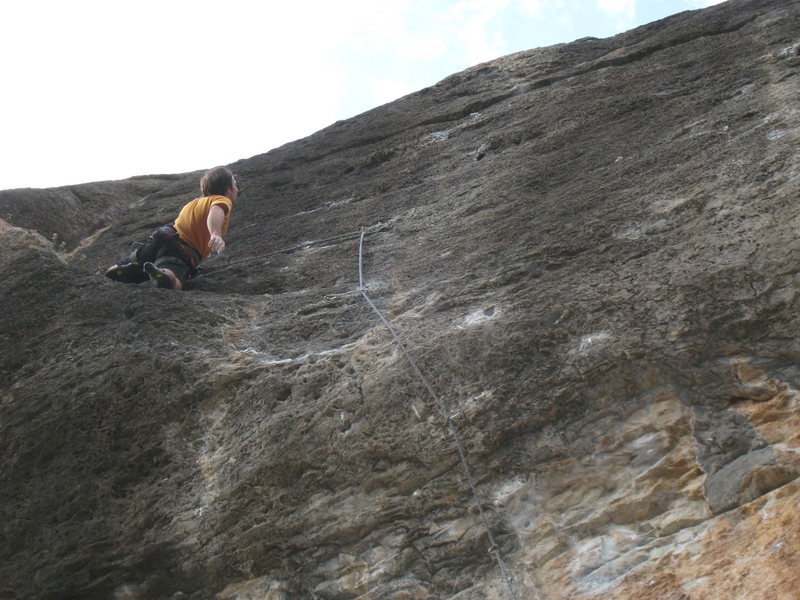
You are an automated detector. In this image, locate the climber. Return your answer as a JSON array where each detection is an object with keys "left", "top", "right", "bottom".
[{"left": 104, "top": 166, "right": 238, "bottom": 290}]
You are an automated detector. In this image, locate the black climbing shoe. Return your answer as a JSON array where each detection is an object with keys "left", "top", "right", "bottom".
[
  {"left": 143, "top": 262, "right": 174, "bottom": 289},
  {"left": 105, "top": 261, "right": 148, "bottom": 284}
]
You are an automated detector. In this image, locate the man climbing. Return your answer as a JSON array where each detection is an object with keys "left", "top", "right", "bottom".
[{"left": 105, "top": 166, "right": 238, "bottom": 290}]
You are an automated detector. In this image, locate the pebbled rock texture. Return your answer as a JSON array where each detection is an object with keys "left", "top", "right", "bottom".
[{"left": 2, "top": 0, "right": 800, "bottom": 598}]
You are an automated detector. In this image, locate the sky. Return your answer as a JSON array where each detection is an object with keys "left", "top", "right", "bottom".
[{"left": 0, "top": 0, "right": 726, "bottom": 191}]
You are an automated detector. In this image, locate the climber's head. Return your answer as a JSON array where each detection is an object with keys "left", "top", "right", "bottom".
[{"left": 200, "top": 166, "right": 237, "bottom": 201}]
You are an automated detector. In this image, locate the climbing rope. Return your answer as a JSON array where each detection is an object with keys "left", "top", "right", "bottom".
[
  {"left": 357, "top": 229, "right": 518, "bottom": 600},
  {"left": 202, "top": 230, "right": 362, "bottom": 273},
  {"left": 202, "top": 222, "right": 390, "bottom": 274}
]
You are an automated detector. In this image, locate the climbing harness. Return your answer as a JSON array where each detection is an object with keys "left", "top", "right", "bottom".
[{"left": 357, "top": 229, "right": 519, "bottom": 600}]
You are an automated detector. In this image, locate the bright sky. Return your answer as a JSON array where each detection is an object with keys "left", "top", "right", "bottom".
[{"left": 1, "top": 0, "right": 725, "bottom": 191}]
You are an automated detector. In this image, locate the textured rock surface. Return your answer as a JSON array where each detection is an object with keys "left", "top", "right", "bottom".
[{"left": 2, "top": 1, "right": 800, "bottom": 598}]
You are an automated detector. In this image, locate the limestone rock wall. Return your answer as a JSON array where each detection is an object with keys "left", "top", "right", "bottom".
[{"left": 2, "top": 0, "right": 800, "bottom": 598}]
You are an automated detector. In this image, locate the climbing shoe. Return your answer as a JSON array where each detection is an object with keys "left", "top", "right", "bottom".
[
  {"left": 143, "top": 262, "right": 174, "bottom": 289},
  {"left": 105, "top": 260, "right": 148, "bottom": 284}
]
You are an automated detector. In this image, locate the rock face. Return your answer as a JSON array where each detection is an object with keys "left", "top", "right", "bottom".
[{"left": 2, "top": 1, "right": 800, "bottom": 598}]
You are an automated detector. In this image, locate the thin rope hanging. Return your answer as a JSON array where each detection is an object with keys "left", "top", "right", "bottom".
[{"left": 357, "top": 229, "right": 519, "bottom": 600}]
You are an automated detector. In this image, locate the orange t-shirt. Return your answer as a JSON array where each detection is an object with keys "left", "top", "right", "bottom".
[{"left": 173, "top": 195, "right": 233, "bottom": 259}]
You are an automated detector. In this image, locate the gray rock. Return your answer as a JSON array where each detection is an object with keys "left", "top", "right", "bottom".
[{"left": 2, "top": 0, "right": 800, "bottom": 599}]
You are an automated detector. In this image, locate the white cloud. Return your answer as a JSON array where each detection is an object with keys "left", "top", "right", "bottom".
[
  {"left": 595, "top": 0, "right": 636, "bottom": 34},
  {"left": 440, "top": 0, "right": 512, "bottom": 65},
  {"left": 340, "top": 2, "right": 449, "bottom": 62},
  {"left": 515, "top": 0, "right": 544, "bottom": 17},
  {"left": 364, "top": 76, "right": 419, "bottom": 107},
  {"left": 0, "top": 0, "right": 366, "bottom": 187},
  {"left": 596, "top": 0, "right": 635, "bottom": 17}
]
